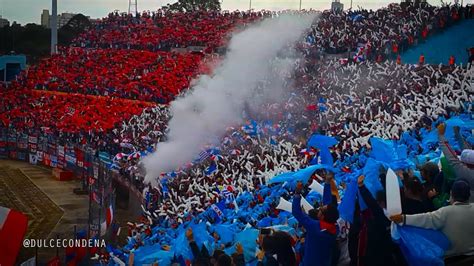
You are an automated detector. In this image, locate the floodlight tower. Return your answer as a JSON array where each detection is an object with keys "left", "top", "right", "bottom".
[
  {"left": 51, "top": 0, "right": 58, "bottom": 54},
  {"left": 129, "top": 0, "right": 138, "bottom": 16}
]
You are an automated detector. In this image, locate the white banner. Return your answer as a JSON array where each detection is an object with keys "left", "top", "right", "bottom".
[
  {"left": 29, "top": 154, "right": 38, "bottom": 165},
  {"left": 58, "top": 145, "right": 65, "bottom": 157}
]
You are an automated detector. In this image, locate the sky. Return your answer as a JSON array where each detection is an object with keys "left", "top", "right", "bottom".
[{"left": 1, "top": 0, "right": 472, "bottom": 25}]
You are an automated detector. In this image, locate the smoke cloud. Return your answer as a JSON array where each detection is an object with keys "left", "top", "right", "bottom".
[{"left": 144, "top": 14, "right": 315, "bottom": 183}]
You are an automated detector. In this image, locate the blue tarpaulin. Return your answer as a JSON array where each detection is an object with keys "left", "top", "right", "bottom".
[
  {"left": 224, "top": 228, "right": 259, "bottom": 263},
  {"left": 395, "top": 225, "right": 451, "bottom": 266},
  {"left": 268, "top": 164, "right": 336, "bottom": 184},
  {"left": 369, "top": 137, "right": 397, "bottom": 164},
  {"left": 362, "top": 158, "right": 384, "bottom": 197},
  {"left": 338, "top": 179, "right": 358, "bottom": 223},
  {"left": 267, "top": 172, "right": 295, "bottom": 184},
  {"left": 133, "top": 246, "right": 174, "bottom": 265},
  {"left": 307, "top": 134, "right": 338, "bottom": 149},
  {"left": 214, "top": 224, "right": 237, "bottom": 245},
  {"left": 307, "top": 134, "right": 339, "bottom": 165}
]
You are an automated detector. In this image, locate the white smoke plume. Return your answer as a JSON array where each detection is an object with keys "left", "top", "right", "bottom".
[{"left": 143, "top": 14, "right": 315, "bottom": 183}]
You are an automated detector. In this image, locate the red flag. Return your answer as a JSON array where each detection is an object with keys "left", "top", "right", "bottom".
[
  {"left": 306, "top": 104, "right": 317, "bottom": 111},
  {"left": 0, "top": 207, "right": 28, "bottom": 266},
  {"left": 106, "top": 204, "right": 114, "bottom": 227}
]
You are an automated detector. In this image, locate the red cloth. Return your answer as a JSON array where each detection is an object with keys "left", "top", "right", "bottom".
[
  {"left": 419, "top": 55, "right": 425, "bottom": 64},
  {"left": 0, "top": 207, "right": 28, "bottom": 266},
  {"left": 422, "top": 27, "right": 428, "bottom": 38},
  {"left": 257, "top": 194, "right": 264, "bottom": 203},
  {"left": 319, "top": 220, "right": 337, "bottom": 235},
  {"left": 392, "top": 44, "right": 398, "bottom": 54},
  {"left": 0, "top": 89, "right": 150, "bottom": 133}
]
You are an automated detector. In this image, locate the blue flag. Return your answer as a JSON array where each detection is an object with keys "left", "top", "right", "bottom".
[
  {"left": 205, "top": 162, "right": 217, "bottom": 175},
  {"left": 307, "top": 134, "right": 338, "bottom": 149},
  {"left": 369, "top": 137, "right": 396, "bottom": 163},
  {"left": 338, "top": 179, "right": 358, "bottom": 223},
  {"left": 210, "top": 200, "right": 226, "bottom": 223},
  {"left": 395, "top": 225, "right": 451, "bottom": 266}
]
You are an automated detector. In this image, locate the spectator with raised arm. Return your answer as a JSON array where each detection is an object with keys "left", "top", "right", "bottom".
[
  {"left": 292, "top": 181, "right": 339, "bottom": 266},
  {"left": 437, "top": 123, "right": 474, "bottom": 202},
  {"left": 357, "top": 175, "right": 406, "bottom": 266}
]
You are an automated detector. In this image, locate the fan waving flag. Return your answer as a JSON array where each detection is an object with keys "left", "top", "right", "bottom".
[
  {"left": 210, "top": 200, "right": 226, "bottom": 223},
  {"left": 0, "top": 206, "right": 28, "bottom": 266},
  {"left": 205, "top": 162, "right": 217, "bottom": 175},
  {"left": 307, "top": 134, "right": 338, "bottom": 165},
  {"left": 197, "top": 150, "right": 210, "bottom": 162}
]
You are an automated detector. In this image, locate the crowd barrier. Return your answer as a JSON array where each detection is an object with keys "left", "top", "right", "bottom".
[
  {"left": 0, "top": 127, "right": 93, "bottom": 181},
  {"left": 0, "top": 126, "right": 141, "bottom": 192},
  {"left": 0, "top": 126, "right": 144, "bottom": 237}
]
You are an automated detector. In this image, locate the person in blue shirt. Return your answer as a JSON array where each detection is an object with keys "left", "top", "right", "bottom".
[{"left": 292, "top": 180, "right": 339, "bottom": 266}]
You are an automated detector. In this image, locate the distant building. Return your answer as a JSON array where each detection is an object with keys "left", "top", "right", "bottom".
[
  {"left": 331, "top": 0, "right": 344, "bottom": 12},
  {"left": 41, "top": 9, "right": 50, "bottom": 28},
  {"left": 0, "top": 16, "right": 9, "bottom": 28},
  {"left": 57, "top": 13, "right": 76, "bottom": 28},
  {"left": 41, "top": 10, "right": 90, "bottom": 29}
]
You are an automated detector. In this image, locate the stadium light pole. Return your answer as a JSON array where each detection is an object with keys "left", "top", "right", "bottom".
[
  {"left": 249, "top": 0, "right": 252, "bottom": 11},
  {"left": 299, "top": 0, "right": 302, "bottom": 11},
  {"left": 51, "top": 0, "right": 58, "bottom": 55}
]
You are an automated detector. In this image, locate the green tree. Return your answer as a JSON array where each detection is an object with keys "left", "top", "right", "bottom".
[
  {"left": 167, "top": 0, "right": 221, "bottom": 12},
  {"left": 0, "top": 14, "right": 90, "bottom": 63},
  {"left": 59, "top": 14, "right": 92, "bottom": 45}
]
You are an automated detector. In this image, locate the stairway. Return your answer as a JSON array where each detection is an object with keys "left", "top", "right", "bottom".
[
  {"left": 0, "top": 166, "right": 64, "bottom": 239},
  {"left": 0, "top": 165, "right": 64, "bottom": 262}
]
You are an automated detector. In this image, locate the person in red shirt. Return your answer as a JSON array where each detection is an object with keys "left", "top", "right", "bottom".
[
  {"left": 449, "top": 55, "right": 455, "bottom": 66},
  {"left": 419, "top": 53, "right": 425, "bottom": 65},
  {"left": 392, "top": 43, "right": 399, "bottom": 54},
  {"left": 421, "top": 26, "right": 429, "bottom": 39}
]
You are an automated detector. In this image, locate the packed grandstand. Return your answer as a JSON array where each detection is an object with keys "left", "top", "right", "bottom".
[{"left": 1, "top": 3, "right": 474, "bottom": 266}]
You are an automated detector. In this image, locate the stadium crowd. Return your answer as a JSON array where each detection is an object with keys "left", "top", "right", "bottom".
[
  {"left": 25, "top": 48, "right": 204, "bottom": 102},
  {"left": 111, "top": 59, "right": 473, "bottom": 264},
  {"left": 1, "top": 3, "right": 474, "bottom": 266},
  {"left": 132, "top": 60, "right": 472, "bottom": 218},
  {"left": 72, "top": 10, "right": 265, "bottom": 52},
  {"left": 0, "top": 89, "right": 152, "bottom": 132},
  {"left": 310, "top": 4, "right": 474, "bottom": 58}
]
